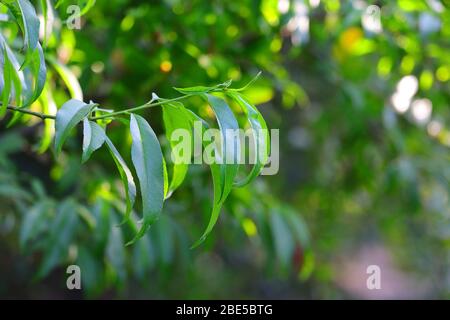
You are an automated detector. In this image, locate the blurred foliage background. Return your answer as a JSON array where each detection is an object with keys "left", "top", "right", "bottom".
[{"left": 1, "top": 0, "right": 450, "bottom": 299}]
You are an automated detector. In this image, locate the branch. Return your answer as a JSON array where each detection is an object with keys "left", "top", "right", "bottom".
[
  {"left": 89, "top": 94, "right": 194, "bottom": 120},
  {"left": 4, "top": 105, "right": 56, "bottom": 120}
]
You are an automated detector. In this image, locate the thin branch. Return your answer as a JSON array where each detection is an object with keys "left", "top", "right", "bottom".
[
  {"left": 89, "top": 94, "right": 194, "bottom": 120},
  {"left": 4, "top": 105, "right": 56, "bottom": 120}
]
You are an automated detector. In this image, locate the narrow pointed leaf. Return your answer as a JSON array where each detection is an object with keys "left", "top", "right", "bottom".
[
  {"left": 82, "top": 119, "right": 105, "bottom": 163},
  {"left": 204, "top": 94, "right": 240, "bottom": 202},
  {"left": 48, "top": 56, "right": 83, "bottom": 100},
  {"left": 128, "top": 114, "right": 165, "bottom": 244},
  {"left": 104, "top": 136, "right": 136, "bottom": 222},
  {"left": 1, "top": 0, "right": 40, "bottom": 50},
  {"left": 24, "top": 43, "right": 46, "bottom": 105},
  {"left": 35, "top": 199, "right": 78, "bottom": 279},
  {"left": 1, "top": 49, "right": 11, "bottom": 117},
  {"left": 162, "top": 101, "right": 192, "bottom": 195},
  {"left": 38, "top": 86, "right": 56, "bottom": 153},
  {"left": 227, "top": 92, "right": 269, "bottom": 187},
  {"left": 54, "top": 99, "right": 95, "bottom": 156},
  {"left": 187, "top": 105, "right": 238, "bottom": 248}
]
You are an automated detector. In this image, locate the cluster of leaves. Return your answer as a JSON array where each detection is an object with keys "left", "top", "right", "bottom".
[
  {"left": 54, "top": 82, "right": 270, "bottom": 247},
  {"left": 0, "top": 1, "right": 313, "bottom": 297},
  {"left": 0, "top": 0, "right": 45, "bottom": 121},
  {"left": 0, "top": 0, "right": 273, "bottom": 246}
]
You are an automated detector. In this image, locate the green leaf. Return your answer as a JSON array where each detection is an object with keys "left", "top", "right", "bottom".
[
  {"left": 230, "top": 71, "right": 262, "bottom": 92},
  {"left": 23, "top": 43, "right": 46, "bottom": 105},
  {"left": 39, "top": 0, "right": 52, "bottom": 46},
  {"left": 82, "top": 119, "right": 105, "bottom": 163},
  {"left": 204, "top": 94, "right": 240, "bottom": 202},
  {"left": 227, "top": 92, "right": 269, "bottom": 187},
  {"left": 54, "top": 99, "right": 96, "bottom": 156},
  {"left": 37, "top": 86, "right": 56, "bottom": 153},
  {"left": 190, "top": 144, "right": 223, "bottom": 248},
  {"left": 173, "top": 85, "right": 215, "bottom": 95},
  {"left": 270, "top": 210, "right": 295, "bottom": 271},
  {"left": 20, "top": 201, "right": 53, "bottom": 249},
  {"left": 1, "top": 48, "right": 11, "bottom": 117},
  {"left": 128, "top": 113, "right": 165, "bottom": 244},
  {"left": 104, "top": 136, "right": 136, "bottom": 223},
  {"left": 173, "top": 79, "right": 233, "bottom": 95},
  {"left": 106, "top": 215, "right": 126, "bottom": 282},
  {"left": 1, "top": 0, "right": 40, "bottom": 50},
  {"left": 35, "top": 199, "right": 78, "bottom": 279},
  {"left": 48, "top": 56, "right": 83, "bottom": 100},
  {"left": 56, "top": 0, "right": 96, "bottom": 16},
  {"left": 189, "top": 95, "right": 240, "bottom": 247},
  {"left": 162, "top": 101, "right": 192, "bottom": 195}
]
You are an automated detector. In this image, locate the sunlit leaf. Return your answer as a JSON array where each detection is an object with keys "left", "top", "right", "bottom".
[
  {"left": 162, "top": 101, "right": 192, "bottom": 195},
  {"left": 48, "top": 56, "right": 83, "bottom": 100},
  {"left": 227, "top": 92, "right": 269, "bottom": 187},
  {"left": 190, "top": 94, "right": 240, "bottom": 247}
]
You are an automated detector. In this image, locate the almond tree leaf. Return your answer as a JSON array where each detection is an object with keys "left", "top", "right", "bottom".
[
  {"left": 82, "top": 119, "right": 105, "bottom": 163},
  {"left": 104, "top": 136, "right": 136, "bottom": 223},
  {"left": 227, "top": 92, "right": 269, "bottom": 187},
  {"left": 204, "top": 94, "right": 240, "bottom": 203},
  {"left": 189, "top": 115, "right": 223, "bottom": 248},
  {"left": 162, "top": 101, "right": 192, "bottom": 195},
  {"left": 48, "top": 56, "right": 83, "bottom": 100},
  {"left": 187, "top": 95, "right": 241, "bottom": 248},
  {"left": 54, "top": 99, "right": 95, "bottom": 156},
  {"left": 1, "top": 0, "right": 40, "bottom": 51},
  {"left": 127, "top": 113, "right": 164, "bottom": 245},
  {"left": 24, "top": 43, "right": 46, "bottom": 105},
  {"left": 173, "top": 85, "right": 214, "bottom": 95}
]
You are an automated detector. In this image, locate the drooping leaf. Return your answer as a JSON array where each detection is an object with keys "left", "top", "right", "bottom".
[
  {"left": 204, "top": 94, "right": 240, "bottom": 203},
  {"left": 190, "top": 149, "right": 223, "bottom": 248},
  {"left": 20, "top": 200, "right": 53, "bottom": 249},
  {"left": 186, "top": 97, "right": 241, "bottom": 248},
  {"left": 37, "top": 86, "right": 56, "bottom": 153},
  {"left": 106, "top": 215, "right": 126, "bottom": 282},
  {"left": 23, "top": 43, "right": 46, "bottom": 105},
  {"left": 270, "top": 210, "right": 295, "bottom": 271},
  {"left": 1, "top": 0, "right": 40, "bottom": 50},
  {"left": 128, "top": 113, "right": 165, "bottom": 244},
  {"left": 1, "top": 48, "right": 11, "bottom": 117},
  {"left": 48, "top": 56, "right": 83, "bottom": 100},
  {"left": 35, "top": 199, "right": 78, "bottom": 279},
  {"left": 82, "top": 119, "right": 105, "bottom": 163},
  {"left": 54, "top": 99, "right": 96, "bottom": 156},
  {"left": 227, "top": 92, "right": 269, "bottom": 187},
  {"left": 104, "top": 136, "right": 136, "bottom": 222},
  {"left": 39, "top": 0, "right": 53, "bottom": 46},
  {"left": 162, "top": 101, "right": 192, "bottom": 195}
]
